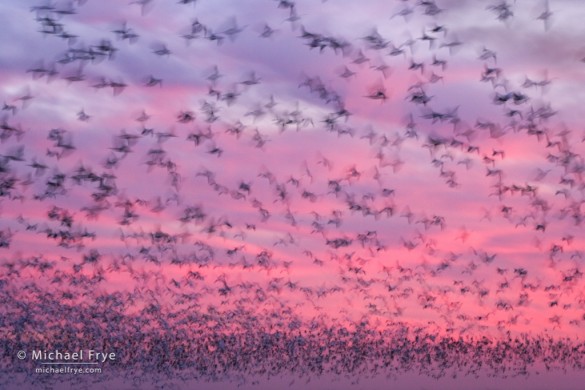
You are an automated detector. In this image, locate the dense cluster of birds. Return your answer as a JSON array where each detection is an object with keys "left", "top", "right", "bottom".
[
  {"left": 1, "top": 0, "right": 585, "bottom": 388},
  {"left": 3, "top": 307, "right": 585, "bottom": 388}
]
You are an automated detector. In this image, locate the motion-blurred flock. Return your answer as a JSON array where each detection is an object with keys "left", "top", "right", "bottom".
[{"left": 2, "top": 0, "right": 585, "bottom": 387}]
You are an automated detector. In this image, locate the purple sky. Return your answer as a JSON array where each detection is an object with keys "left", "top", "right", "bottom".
[{"left": 1, "top": 0, "right": 585, "bottom": 389}]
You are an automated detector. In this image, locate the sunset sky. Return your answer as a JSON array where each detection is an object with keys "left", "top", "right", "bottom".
[{"left": 1, "top": 0, "right": 585, "bottom": 389}]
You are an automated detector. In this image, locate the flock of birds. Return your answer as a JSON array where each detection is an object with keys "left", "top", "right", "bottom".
[{"left": 1, "top": 0, "right": 585, "bottom": 388}]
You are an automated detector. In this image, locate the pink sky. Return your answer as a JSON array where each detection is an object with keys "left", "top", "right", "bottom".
[{"left": 1, "top": 0, "right": 585, "bottom": 388}]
